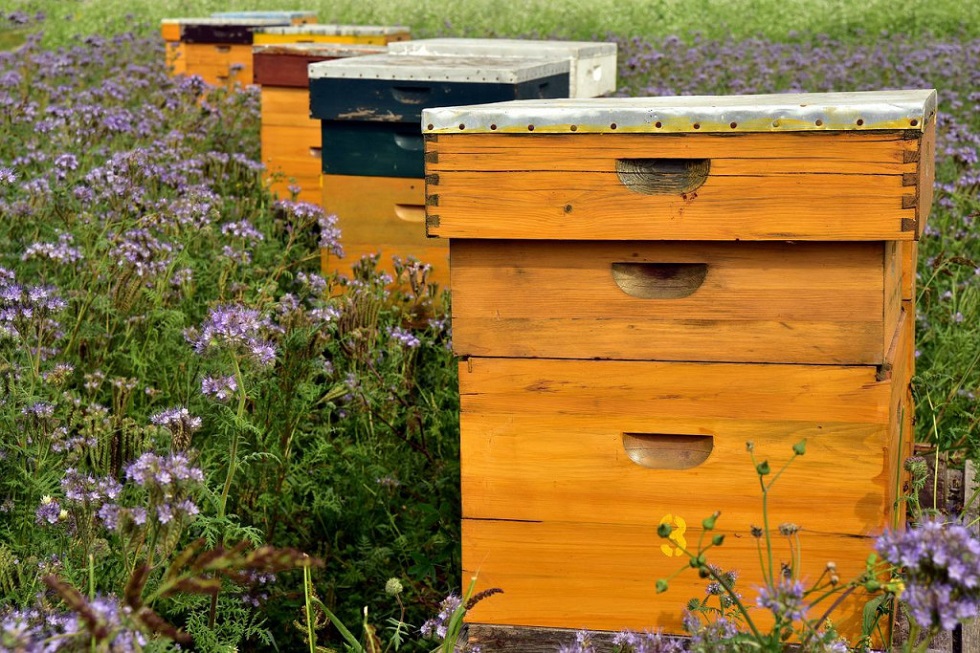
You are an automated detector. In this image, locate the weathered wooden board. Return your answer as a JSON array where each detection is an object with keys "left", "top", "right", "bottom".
[
  {"left": 261, "top": 121, "right": 322, "bottom": 202},
  {"left": 424, "top": 131, "right": 928, "bottom": 241},
  {"left": 449, "top": 239, "right": 901, "bottom": 364},
  {"left": 320, "top": 175, "right": 449, "bottom": 287}
]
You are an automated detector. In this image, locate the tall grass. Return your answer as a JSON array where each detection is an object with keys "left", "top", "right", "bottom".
[{"left": 8, "top": 0, "right": 980, "bottom": 47}]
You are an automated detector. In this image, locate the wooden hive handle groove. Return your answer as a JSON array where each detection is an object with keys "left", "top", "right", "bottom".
[
  {"left": 393, "top": 204, "right": 425, "bottom": 223},
  {"left": 616, "top": 158, "right": 710, "bottom": 194},
  {"left": 611, "top": 262, "right": 707, "bottom": 299},
  {"left": 391, "top": 86, "right": 431, "bottom": 104},
  {"left": 622, "top": 433, "right": 713, "bottom": 470}
]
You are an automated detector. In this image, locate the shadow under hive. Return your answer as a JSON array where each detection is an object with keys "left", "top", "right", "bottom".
[
  {"left": 308, "top": 53, "right": 573, "bottom": 288},
  {"left": 423, "top": 90, "right": 936, "bottom": 645}
]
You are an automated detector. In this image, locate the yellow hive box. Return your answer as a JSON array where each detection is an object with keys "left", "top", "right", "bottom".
[{"left": 320, "top": 174, "right": 449, "bottom": 288}]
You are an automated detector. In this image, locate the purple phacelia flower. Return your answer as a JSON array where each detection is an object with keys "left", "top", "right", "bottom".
[
  {"left": 387, "top": 326, "right": 421, "bottom": 349},
  {"left": 201, "top": 374, "right": 238, "bottom": 401},
  {"left": 191, "top": 303, "right": 279, "bottom": 366},
  {"left": 35, "top": 497, "right": 62, "bottom": 524},
  {"left": 22, "top": 232, "right": 83, "bottom": 264},
  {"left": 220, "top": 219, "right": 264, "bottom": 242},
  {"left": 124, "top": 451, "right": 204, "bottom": 488},
  {"left": 755, "top": 577, "right": 808, "bottom": 622},
  {"left": 150, "top": 406, "right": 202, "bottom": 433},
  {"left": 420, "top": 593, "right": 462, "bottom": 640},
  {"left": 876, "top": 517, "right": 980, "bottom": 631}
]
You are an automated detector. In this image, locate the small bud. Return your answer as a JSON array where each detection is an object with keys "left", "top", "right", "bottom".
[
  {"left": 702, "top": 512, "right": 720, "bottom": 531},
  {"left": 698, "top": 566, "right": 709, "bottom": 578},
  {"left": 655, "top": 579, "right": 669, "bottom": 593},
  {"left": 384, "top": 578, "right": 403, "bottom": 596},
  {"left": 830, "top": 574, "right": 840, "bottom": 586},
  {"left": 792, "top": 439, "right": 806, "bottom": 456},
  {"left": 778, "top": 523, "right": 800, "bottom": 536},
  {"left": 756, "top": 460, "right": 770, "bottom": 476},
  {"left": 750, "top": 525, "right": 764, "bottom": 538},
  {"left": 58, "top": 509, "right": 68, "bottom": 521},
  {"left": 865, "top": 580, "right": 881, "bottom": 592},
  {"left": 826, "top": 561, "right": 837, "bottom": 571},
  {"left": 745, "top": 441, "right": 755, "bottom": 453},
  {"left": 657, "top": 522, "right": 673, "bottom": 538},
  {"left": 712, "top": 534, "right": 725, "bottom": 546}
]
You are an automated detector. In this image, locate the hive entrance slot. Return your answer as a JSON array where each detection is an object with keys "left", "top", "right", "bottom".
[
  {"left": 622, "top": 433, "right": 713, "bottom": 469},
  {"left": 611, "top": 262, "right": 707, "bottom": 299},
  {"left": 616, "top": 158, "right": 710, "bottom": 194}
]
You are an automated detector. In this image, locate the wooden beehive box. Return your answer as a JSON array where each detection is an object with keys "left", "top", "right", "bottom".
[
  {"left": 388, "top": 37, "right": 618, "bottom": 98},
  {"left": 308, "top": 54, "right": 571, "bottom": 287},
  {"left": 160, "top": 17, "right": 290, "bottom": 86},
  {"left": 253, "top": 43, "right": 385, "bottom": 204},
  {"left": 423, "top": 90, "right": 936, "bottom": 644},
  {"left": 252, "top": 24, "right": 411, "bottom": 46}
]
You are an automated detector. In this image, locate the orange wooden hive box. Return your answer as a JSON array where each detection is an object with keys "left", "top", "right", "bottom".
[
  {"left": 253, "top": 43, "right": 386, "bottom": 204},
  {"left": 423, "top": 90, "right": 936, "bottom": 645},
  {"left": 160, "top": 17, "right": 291, "bottom": 86}
]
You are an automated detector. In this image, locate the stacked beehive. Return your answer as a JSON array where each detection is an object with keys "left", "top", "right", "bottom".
[
  {"left": 161, "top": 16, "right": 296, "bottom": 85},
  {"left": 308, "top": 38, "right": 617, "bottom": 287},
  {"left": 253, "top": 43, "right": 387, "bottom": 204},
  {"left": 422, "top": 90, "right": 935, "bottom": 644}
]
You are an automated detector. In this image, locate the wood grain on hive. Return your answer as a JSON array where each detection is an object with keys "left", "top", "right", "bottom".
[
  {"left": 253, "top": 43, "right": 385, "bottom": 204},
  {"left": 423, "top": 90, "right": 936, "bottom": 644}
]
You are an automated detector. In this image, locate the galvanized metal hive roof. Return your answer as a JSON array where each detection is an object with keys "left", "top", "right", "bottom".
[
  {"left": 388, "top": 37, "right": 616, "bottom": 58},
  {"left": 421, "top": 89, "right": 937, "bottom": 134},
  {"left": 257, "top": 24, "right": 409, "bottom": 36},
  {"left": 252, "top": 43, "right": 386, "bottom": 57},
  {"left": 308, "top": 54, "right": 570, "bottom": 83}
]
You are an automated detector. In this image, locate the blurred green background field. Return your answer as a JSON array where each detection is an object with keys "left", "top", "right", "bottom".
[{"left": 7, "top": 0, "right": 980, "bottom": 46}]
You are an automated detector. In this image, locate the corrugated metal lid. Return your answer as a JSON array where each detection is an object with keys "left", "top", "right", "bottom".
[
  {"left": 252, "top": 43, "right": 386, "bottom": 57},
  {"left": 421, "top": 90, "right": 937, "bottom": 133},
  {"left": 256, "top": 24, "right": 409, "bottom": 36},
  {"left": 388, "top": 37, "right": 616, "bottom": 59},
  {"left": 309, "top": 54, "right": 571, "bottom": 83}
]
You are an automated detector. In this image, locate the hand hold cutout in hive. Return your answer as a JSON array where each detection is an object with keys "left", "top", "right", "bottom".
[
  {"left": 623, "top": 432, "right": 713, "bottom": 470},
  {"left": 616, "top": 158, "right": 710, "bottom": 195},
  {"left": 611, "top": 262, "right": 708, "bottom": 299}
]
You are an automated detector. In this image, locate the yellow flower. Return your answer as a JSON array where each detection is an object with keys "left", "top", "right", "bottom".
[{"left": 659, "top": 513, "right": 688, "bottom": 557}]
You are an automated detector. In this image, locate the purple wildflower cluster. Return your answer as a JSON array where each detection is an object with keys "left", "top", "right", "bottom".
[
  {"left": 0, "top": 267, "right": 66, "bottom": 357},
  {"left": 201, "top": 374, "right": 238, "bottom": 402},
  {"left": 0, "top": 596, "right": 146, "bottom": 652},
  {"left": 876, "top": 516, "right": 980, "bottom": 631},
  {"left": 190, "top": 303, "right": 279, "bottom": 366},
  {"left": 419, "top": 593, "right": 462, "bottom": 640}
]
